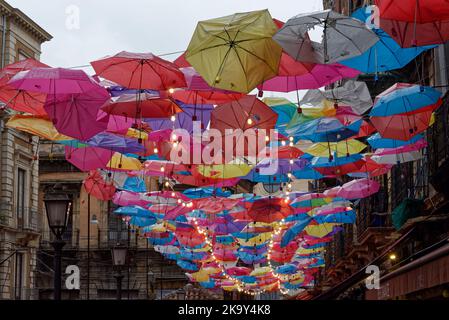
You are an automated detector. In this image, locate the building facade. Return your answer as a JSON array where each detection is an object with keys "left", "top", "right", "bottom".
[
  {"left": 312, "top": 0, "right": 449, "bottom": 300},
  {"left": 0, "top": 0, "right": 52, "bottom": 300}
]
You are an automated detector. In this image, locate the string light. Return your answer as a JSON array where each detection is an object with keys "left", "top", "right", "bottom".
[{"left": 170, "top": 115, "right": 176, "bottom": 122}]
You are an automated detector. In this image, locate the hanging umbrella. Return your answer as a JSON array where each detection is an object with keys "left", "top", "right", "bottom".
[
  {"left": 273, "top": 10, "right": 379, "bottom": 64},
  {"left": 91, "top": 51, "right": 186, "bottom": 90},
  {"left": 107, "top": 153, "right": 143, "bottom": 171},
  {"left": 44, "top": 88, "right": 110, "bottom": 141},
  {"left": 112, "top": 190, "right": 149, "bottom": 207},
  {"left": 86, "top": 132, "right": 144, "bottom": 154},
  {"left": 375, "top": 0, "right": 449, "bottom": 23},
  {"left": 336, "top": 178, "right": 381, "bottom": 200},
  {"left": 246, "top": 197, "right": 294, "bottom": 223},
  {"left": 305, "top": 139, "right": 367, "bottom": 157},
  {"left": 340, "top": 8, "right": 435, "bottom": 73},
  {"left": 370, "top": 104, "right": 437, "bottom": 141},
  {"left": 375, "top": 0, "right": 449, "bottom": 47},
  {"left": 65, "top": 146, "right": 112, "bottom": 171},
  {"left": 370, "top": 83, "right": 442, "bottom": 117},
  {"left": 299, "top": 80, "right": 373, "bottom": 115},
  {"left": 146, "top": 102, "right": 213, "bottom": 134},
  {"left": 113, "top": 205, "right": 153, "bottom": 217},
  {"left": 83, "top": 170, "right": 116, "bottom": 201},
  {"left": 6, "top": 115, "right": 72, "bottom": 141},
  {"left": 101, "top": 92, "right": 182, "bottom": 118},
  {"left": 8, "top": 67, "right": 102, "bottom": 94},
  {"left": 258, "top": 52, "right": 360, "bottom": 92},
  {"left": 185, "top": 9, "right": 282, "bottom": 93},
  {"left": 210, "top": 95, "right": 278, "bottom": 157},
  {"left": 287, "top": 117, "right": 362, "bottom": 142},
  {"left": 172, "top": 89, "right": 244, "bottom": 105},
  {"left": 311, "top": 154, "right": 365, "bottom": 176},
  {"left": 281, "top": 217, "right": 312, "bottom": 248},
  {"left": 0, "top": 59, "right": 50, "bottom": 115},
  {"left": 367, "top": 133, "right": 424, "bottom": 149}
]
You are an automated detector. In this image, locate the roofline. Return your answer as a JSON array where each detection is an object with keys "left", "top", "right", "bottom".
[{"left": 0, "top": 0, "right": 53, "bottom": 42}]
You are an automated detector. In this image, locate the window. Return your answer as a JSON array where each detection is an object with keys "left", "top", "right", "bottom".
[
  {"left": 16, "top": 168, "right": 26, "bottom": 227},
  {"left": 14, "top": 253, "right": 24, "bottom": 300}
]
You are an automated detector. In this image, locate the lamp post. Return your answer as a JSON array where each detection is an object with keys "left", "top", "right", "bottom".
[
  {"left": 111, "top": 244, "right": 127, "bottom": 300},
  {"left": 44, "top": 185, "right": 71, "bottom": 301}
]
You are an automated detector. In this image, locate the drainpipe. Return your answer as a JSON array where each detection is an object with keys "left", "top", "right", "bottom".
[{"left": 1, "top": 14, "right": 7, "bottom": 68}]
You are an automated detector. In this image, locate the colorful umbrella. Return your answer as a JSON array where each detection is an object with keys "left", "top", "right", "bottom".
[
  {"left": 336, "top": 178, "right": 381, "bottom": 200},
  {"left": 65, "top": 146, "right": 112, "bottom": 171},
  {"left": 83, "top": 170, "right": 116, "bottom": 201}
]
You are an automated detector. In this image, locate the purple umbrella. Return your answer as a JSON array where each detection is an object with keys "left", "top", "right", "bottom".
[
  {"left": 86, "top": 132, "right": 144, "bottom": 154},
  {"left": 146, "top": 102, "right": 213, "bottom": 134},
  {"left": 65, "top": 146, "right": 112, "bottom": 171},
  {"left": 212, "top": 215, "right": 246, "bottom": 235}
]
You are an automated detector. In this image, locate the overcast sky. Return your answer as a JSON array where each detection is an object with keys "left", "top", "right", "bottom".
[{"left": 8, "top": 0, "right": 323, "bottom": 71}]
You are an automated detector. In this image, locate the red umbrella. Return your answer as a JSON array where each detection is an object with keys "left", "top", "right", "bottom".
[
  {"left": 314, "top": 159, "right": 366, "bottom": 177},
  {"left": 91, "top": 51, "right": 186, "bottom": 90},
  {"left": 370, "top": 101, "right": 440, "bottom": 141},
  {"left": 172, "top": 89, "right": 243, "bottom": 104},
  {"left": 83, "top": 170, "right": 116, "bottom": 201},
  {"left": 245, "top": 197, "right": 293, "bottom": 223},
  {"left": 375, "top": 0, "right": 449, "bottom": 23},
  {"left": 101, "top": 92, "right": 183, "bottom": 118},
  {"left": 0, "top": 58, "right": 49, "bottom": 115},
  {"left": 211, "top": 95, "right": 278, "bottom": 158}
]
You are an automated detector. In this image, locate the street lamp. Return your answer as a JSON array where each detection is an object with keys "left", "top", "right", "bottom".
[
  {"left": 44, "top": 185, "right": 71, "bottom": 301},
  {"left": 111, "top": 244, "right": 128, "bottom": 300}
]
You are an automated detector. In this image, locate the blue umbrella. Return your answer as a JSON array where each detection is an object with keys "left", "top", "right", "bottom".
[
  {"left": 114, "top": 206, "right": 154, "bottom": 217},
  {"left": 128, "top": 216, "right": 157, "bottom": 227},
  {"left": 313, "top": 210, "right": 356, "bottom": 224},
  {"left": 177, "top": 259, "right": 199, "bottom": 271},
  {"left": 199, "top": 280, "right": 216, "bottom": 289},
  {"left": 180, "top": 250, "right": 207, "bottom": 261},
  {"left": 183, "top": 187, "right": 231, "bottom": 199},
  {"left": 281, "top": 217, "right": 312, "bottom": 248},
  {"left": 340, "top": 7, "right": 435, "bottom": 74},
  {"left": 370, "top": 84, "right": 442, "bottom": 117},
  {"left": 287, "top": 117, "right": 362, "bottom": 142},
  {"left": 367, "top": 133, "right": 424, "bottom": 149},
  {"left": 311, "top": 154, "right": 363, "bottom": 168},
  {"left": 276, "top": 264, "right": 298, "bottom": 275},
  {"left": 292, "top": 166, "right": 324, "bottom": 180},
  {"left": 121, "top": 176, "right": 147, "bottom": 192}
]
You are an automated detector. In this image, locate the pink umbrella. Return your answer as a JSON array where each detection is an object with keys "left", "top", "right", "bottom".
[
  {"left": 257, "top": 53, "right": 360, "bottom": 93},
  {"left": 8, "top": 68, "right": 102, "bottom": 94},
  {"left": 112, "top": 190, "right": 149, "bottom": 207},
  {"left": 83, "top": 170, "right": 116, "bottom": 201},
  {"left": 44, "top": 88, "right": 110, "bottom": 141},
  {"left": 65, "top": 146, "right": 112, "bottom": 171},
  {"left": 336, "top": 178, "right": 380, "bottom": 200}
]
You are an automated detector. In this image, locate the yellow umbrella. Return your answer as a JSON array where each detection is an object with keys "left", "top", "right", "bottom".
[
  {"left": 238, "top": 232, "right": 272, "bottom": 246},
  {"left": 107, "top": 153, "right": 142, "bottom": 171},
  {"left": 125, "top": 128, "right": 148, "bottom": 141},
  {"left": 6, "top": 115, "right": 73, "bottom": 141},
  {"left": 296, "top": 246, "right": 324, "bottom": 255},
  {"left": 197, "top": 163, "right": 253, "bottom": 179},
  {"left": 304, "top": 223, "right": 338, "bottom": 238},
  {"left": 301, "top": 99, "right": 337, "bottom": 118},
  {"left": 185, "top": 9, "right": 282, "bottom": 93},
  {"left": 250, "top": 266, "right": 271, "bottom": 277},
  {"left": 305, "top": 139, "right": 367, "bottom": 157}
]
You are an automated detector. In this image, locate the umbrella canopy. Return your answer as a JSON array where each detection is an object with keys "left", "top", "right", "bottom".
[
  {"left": 44, "top": 88, "right": 110, "bottom": 141},
  {"left": 375, "top": 0, "right": 449, "bottom": 23},
  {"left": 8, "top": 67, "right": 101, "bottom": 94},
  {"left": 6, "top": 115, "right": 72, "bottom": 141},
  {"left": 210, "top": 95, "right": 278, "bottom": 157},
  {"left": 83, "top": 170, "right": 116, "bottom": 201},
  {"left": 101, "top": 92, "right": 182, "bottom": 118},
  {"left": 370, "top": 83, "right": 442, "bottom": 117},
  {"left": 258, "top": 52, "right": 360, "bottom": 92},
  {"left": 367, "top": 133, "right": 424, "bottom": 149},
  {"left": 370, "top": 103, "right": 437, "bottom": 141},
  {"left": 287, "top": 117, "right": 362, "bottom": 142},
  {"left": 86, "top": 132, "right": 144, "bottom": 154},
  {"left": 340, "top": 8, "right": 435, "bottom": 73},
  {"left": 300, "top": 80, "right": 373, "bottom": 115},
  {"left": 0, "top": 58, "right": 50, "bottom": 115},
  {"left": 336, "top": 178, "right": 381, "bottom": 200},
  {"left": 91, "top": 51, "right": 186, "bottom": 90},
  {"left": 246, "top": 197, "right": 294, "bottom": 223},
  {"left": 304, "top": 139, "right": 367, "bottom": 157},
  {"left": 185, "top": 9, "right": 282, "bottom": 93},
  {"left": 66, "top": 146, "right": 113, "bottom": 171},
  {"left": 273, "top": 10, "right": 379, "bottom": 64}
]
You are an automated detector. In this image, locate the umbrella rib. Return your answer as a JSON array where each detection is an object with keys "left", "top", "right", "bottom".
[{"left": 235, "top": 43, "right": 279, "bottom": 75}]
